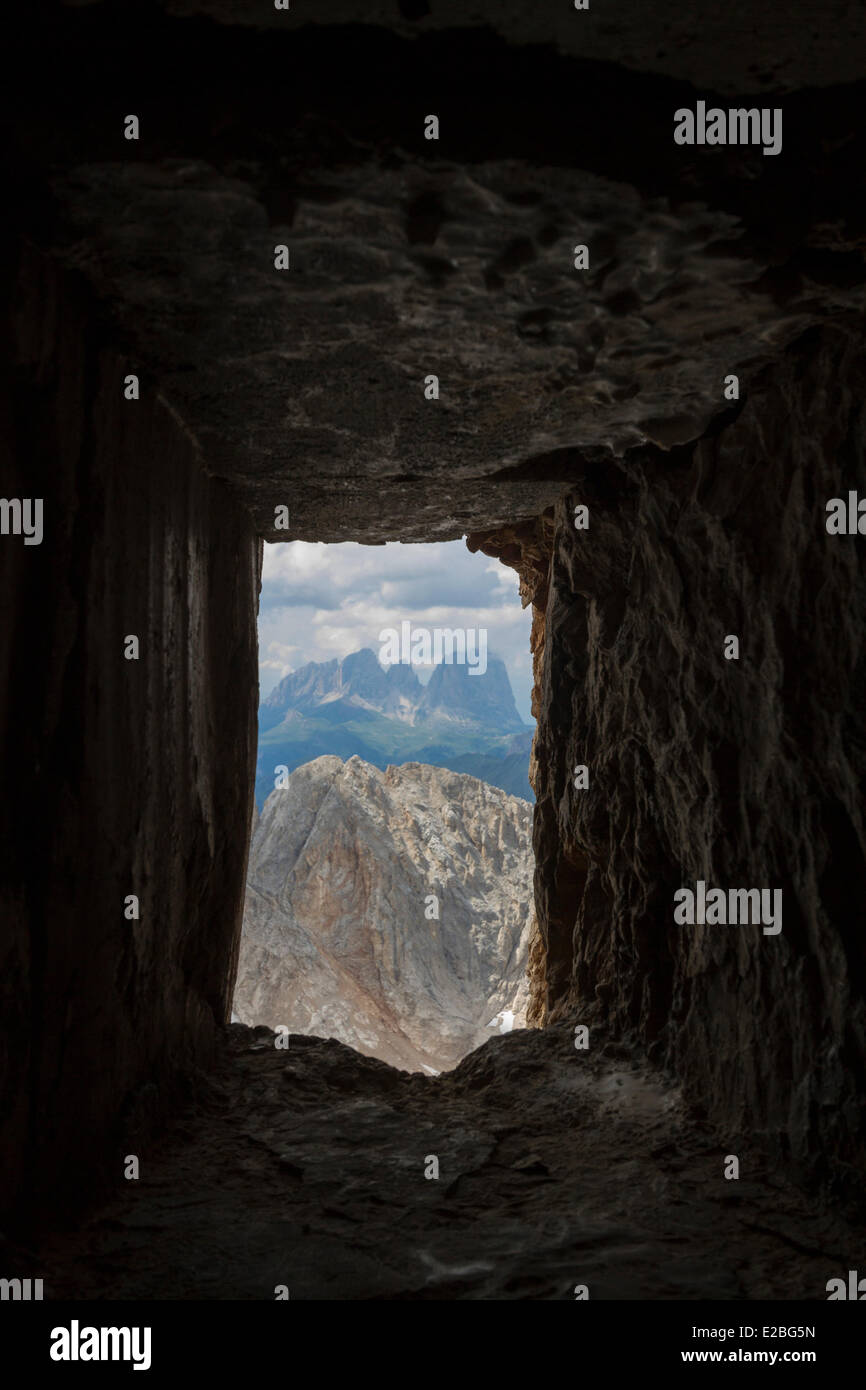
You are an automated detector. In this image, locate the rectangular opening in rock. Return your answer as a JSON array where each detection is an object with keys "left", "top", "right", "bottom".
[{"left": 231, "top": 538, "right": 536, "bottom": 1074}]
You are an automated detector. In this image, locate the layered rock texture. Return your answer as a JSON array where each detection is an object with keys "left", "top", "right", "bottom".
[
  {"left": 0, "top": 245, "right": 260, "bottom": 1217},
  {"left": 234, "top": 757, "right": 534, "bottom": 1073},
  {"left": 525, "top": 330, "right": 866, "bottom": 1191},
  {"left": 4, "top": 0, "right": 866, "bottom": 1271}
]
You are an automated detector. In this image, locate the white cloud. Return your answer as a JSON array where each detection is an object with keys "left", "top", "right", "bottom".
[{"left": 258, "top": 539, "right": 534, "bottom": 721}]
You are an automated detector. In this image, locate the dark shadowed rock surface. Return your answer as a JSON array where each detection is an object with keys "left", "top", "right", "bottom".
[
  {"left": 39, "top": 151, "right": 866, "bottom": 543},
  {"left": 521, "top": 325, "right": 866, "bottom": 1196},
  {"left": 14, "top": 1022, "right": 863, "bottom": 1300},
  {"left": 16, "top": 5, "right": 866, "bottom": 550},
  {"left": 157, "top": 0, "right": 866, "bottom": 95}
]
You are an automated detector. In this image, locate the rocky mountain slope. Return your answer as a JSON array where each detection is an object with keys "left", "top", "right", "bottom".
[
  {"left": 233, "top": 756, "right": 534, "bottom": 1072},
  {"left": 257, "top": 648, "right": 533, "bottom": 806}
]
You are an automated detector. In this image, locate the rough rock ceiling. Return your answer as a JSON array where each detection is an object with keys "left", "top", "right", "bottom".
[
  {"left": 24, "top": 4, "right": 866, "bottom": 540},
  {"left": 53, "top": 154, "right": 865, "bottom": 543},
  {"left": 67, "top": 0, "right": 866, "bottom": 95}
]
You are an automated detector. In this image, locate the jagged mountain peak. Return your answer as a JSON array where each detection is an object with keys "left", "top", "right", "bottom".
[
  {"left": 417, "top": 656, "right": 524, "bottom": 731},
  {"left": 234, "top": 756, "right": 534, "bottom": 1073},
  {"left": 257, "top": 648, "right": 533, "bottom": 807},
  {"left": 263, "top": 646, "right": 526, "bottom": 729}
]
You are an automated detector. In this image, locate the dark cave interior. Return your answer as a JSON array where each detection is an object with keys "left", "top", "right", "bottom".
[{"left": 2, "top": 0, "right": 866, "bottom": 1300}]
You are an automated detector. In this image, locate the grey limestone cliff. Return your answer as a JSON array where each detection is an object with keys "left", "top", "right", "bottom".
[{"left": 233, "top": 756, "right": 534, "bottom": 1072}]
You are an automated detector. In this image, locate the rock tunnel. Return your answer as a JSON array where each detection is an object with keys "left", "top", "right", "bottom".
[{"left": 2, "top": 0, "right": 866, "bottom": 1302}]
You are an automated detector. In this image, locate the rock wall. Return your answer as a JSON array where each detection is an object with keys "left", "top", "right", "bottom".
[
  {"left": 0, "top": 245, "right": 260, "bottom": 1222},
  {"left": 234, "top": 756, "right": 534, "bottom": 1073},
  {"left": 4, "top": 0, "right": 866, "bottom": 1228},
  {"left": 529, "top": 322, "right": 866, "bottom": 1189}
]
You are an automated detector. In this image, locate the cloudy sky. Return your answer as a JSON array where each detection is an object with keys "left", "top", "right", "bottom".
[{"left": 259, "top": 540, "right": 534, "bottom": 724}]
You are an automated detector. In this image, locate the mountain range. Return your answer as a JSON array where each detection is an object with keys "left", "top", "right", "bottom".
[
  {"left": 234, "top": 756, "right": 534, "bottom": 1072},
  {"left": 256, "top": 647, "right": 533, "bottom": 805}
]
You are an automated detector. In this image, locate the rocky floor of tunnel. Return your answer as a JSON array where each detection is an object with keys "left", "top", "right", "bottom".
[{"left": 12, "top": 1022, "right": 862, "bottom": 1302}]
